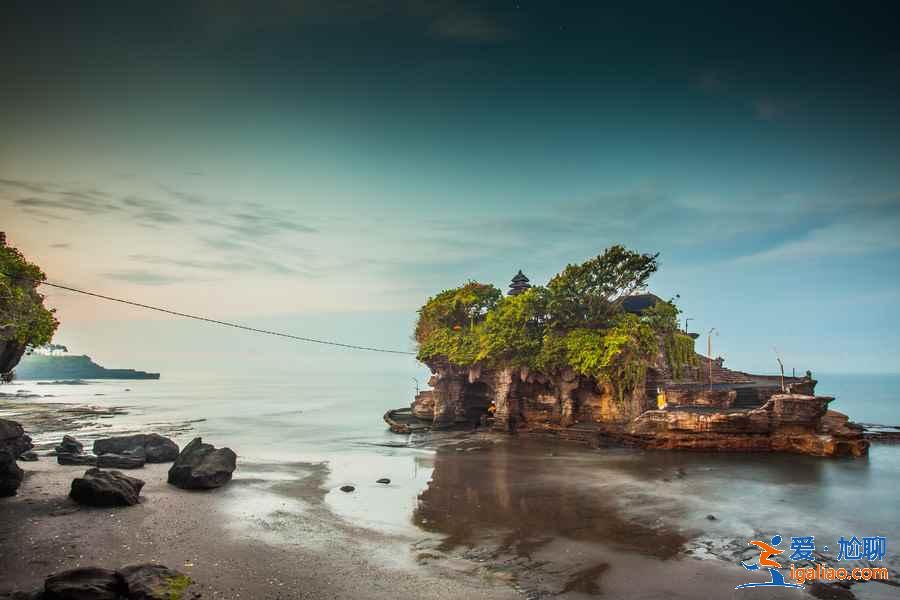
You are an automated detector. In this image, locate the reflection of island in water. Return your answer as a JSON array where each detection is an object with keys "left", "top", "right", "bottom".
[
  {"left": 413, "top": 438, "right": 688, "bottom": 559},
  {"left": 409, "top": 437, "right": 874, "bottom": 597}
]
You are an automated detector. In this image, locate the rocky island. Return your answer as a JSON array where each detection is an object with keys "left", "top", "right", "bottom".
[
  {"left": 13, "top": 352, "right": 160, "bottom": 381},
  {"left": 387, "top": 246, "right": 868, "bottom": 458}
]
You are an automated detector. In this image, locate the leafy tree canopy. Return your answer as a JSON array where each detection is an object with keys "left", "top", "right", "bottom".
[
  {"left": 546, "top": 245, "right": 658, "bottom": 330},
  {"left": 0, "top": 244, "right": 59, "bottom": 348},
  {"left": 414, "top": 246, "right": 697, "bottom": 400}
]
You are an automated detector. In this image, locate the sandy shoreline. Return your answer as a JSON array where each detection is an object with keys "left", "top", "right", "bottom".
[
  {"left": 2, "top": 395, "right": 898, "bottom": 599},
  {"left": 1, "top": 460, "right": 521, "bottom": 599}
]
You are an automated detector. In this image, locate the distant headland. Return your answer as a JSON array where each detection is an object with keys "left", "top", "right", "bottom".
[{"left": 13, "top": 353, "right": 160, "bottom": 381}]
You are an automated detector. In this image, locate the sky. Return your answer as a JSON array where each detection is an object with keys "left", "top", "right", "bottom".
[{"left": 2, "top": 1, "right": 900, "bottom": 376}]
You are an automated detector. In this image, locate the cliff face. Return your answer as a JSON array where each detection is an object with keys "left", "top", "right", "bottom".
[
  {"left": 421, "top": 357, "right": 649, "bottom": 433},
  {"left": 0, "top": 339, "right": 27, "bottom": 377},
  {"left": 396, "top": 352, "right": 868, "bottom": 458},
  {"left": 0, "top": 418, "right": 33, "bottom": 496}
]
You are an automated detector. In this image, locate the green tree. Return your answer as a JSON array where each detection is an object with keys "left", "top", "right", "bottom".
[
  {"left": 0, "top": 244, "right": 59, "bottom": 348},
  {"left": 546, "top": 245, "right": 659, "bottom": 330},
  {"left": 476, "top": 287, "right": 549, "bottom": 367},
  {"left": 414, "top": 281, "right": 501, "bottom": 345}
]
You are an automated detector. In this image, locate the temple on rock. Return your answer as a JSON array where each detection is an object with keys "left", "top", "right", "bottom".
[{"left": 386, "top": 256, "right": 869, "bottom": 458}]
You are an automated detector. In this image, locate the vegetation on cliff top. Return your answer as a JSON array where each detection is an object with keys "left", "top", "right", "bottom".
[
  {"left": 0, "top": 244, "right": 59, "bottom": 348},
  {"left": 415, "top": 246, "right": 697, "bottom": 400}
]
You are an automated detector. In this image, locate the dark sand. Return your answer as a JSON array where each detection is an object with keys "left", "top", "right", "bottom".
[{"left": 1, "top": 460, "right": 519, "bottom": 599}]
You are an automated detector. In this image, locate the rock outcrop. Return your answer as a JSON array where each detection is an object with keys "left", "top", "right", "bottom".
[
  {"left": 69, "top": 468, "right": 145, "bottom": 506},
  {"left": 167, "top": 437, "right": 236, "bottom": 490},
  {"left": 0, "top": 418, "right": 33, "bottom": 496},
  {"left": 395, "top": 354, "right": 868, "bottom": 458},
  {"left": 93, "top": 434, "right": 179, "bottom": 463},
  {"left": 627, "top": 395, "right": 869, "bottom": 457},
  {"left": 0, "top": 338, "right": 27, "bottom": 378}
]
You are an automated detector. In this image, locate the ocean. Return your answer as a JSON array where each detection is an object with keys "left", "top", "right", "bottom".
[{"left": 5, "top": 370, "right": 900, "bottom": 591}]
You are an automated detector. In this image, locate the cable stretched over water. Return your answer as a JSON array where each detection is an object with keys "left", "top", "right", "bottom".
[{"left": 0, "top": 270, "right": 416, "bottom": 356}]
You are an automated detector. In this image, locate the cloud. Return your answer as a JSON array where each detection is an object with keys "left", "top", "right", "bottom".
[
  {"left": 15, "top": 196, "right": 108, "bottom": 215},
  {"left": 0, "top": 178, "right": 51, "bottom": 194},
  {"left": 128, "top": 253, "right": 297, "bottom": 276},
  {"left": 738, "top": 217, "right": 900, "bottom": 263},
  {"left": 101, "top": 269, "right": 186, "bottom": 285},
  {"left": 50, "top": 243, "right": 71, "bottom": 249}
]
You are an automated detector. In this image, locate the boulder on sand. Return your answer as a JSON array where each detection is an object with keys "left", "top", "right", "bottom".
[
  {"left": 97, "top": 452, "right": 146, "bottom": 469},
  {"left": 118, "top": 563, "right": 192, "bottom": 599},
  {"left": 55, "top": 435, "right": 83, "bottom": 455},
  {"left": 18, "top": 451, "right": 38, "bottom": 462},
  {"left": 167, "top": 437, "right": 236, "bottom": 490},
  {"left": 93, "top": 434, "right": 179, "bottom": 463},
  {"left": 0, "top": 418, "right": 33, "bottom": 496},
  {"left": 69, "top": 468, "right": 145, "bottom": 507},
  {"left": 58, "top": 453, "right": 98, "bottom": 466},
  {"left": 44, "top": 566, "right": 121, "bottom": 599},
  {"left": 6, "top": 563, "right": 192, "bottom": 600}
]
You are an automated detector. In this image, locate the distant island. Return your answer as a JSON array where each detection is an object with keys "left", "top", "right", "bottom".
[{"left": 13, "top": 354, "right": 160, "bottom": 381}]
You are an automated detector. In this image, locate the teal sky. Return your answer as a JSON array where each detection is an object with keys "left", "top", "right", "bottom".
[{"left": 2, "top": 2, "right": 899, "bottom": 375}]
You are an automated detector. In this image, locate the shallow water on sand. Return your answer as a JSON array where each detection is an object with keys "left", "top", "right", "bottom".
[{"left": 4, "top": 372, "right": 900, "bottom": 595}]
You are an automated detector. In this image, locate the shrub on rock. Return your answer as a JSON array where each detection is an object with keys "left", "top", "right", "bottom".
[{"left": 167, "top": 437, "right": 236, "bottom": 490}]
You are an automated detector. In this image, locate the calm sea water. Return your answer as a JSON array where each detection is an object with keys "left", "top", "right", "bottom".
[{"left": 7, "top": 371, "right": 900, "bottom": 577}]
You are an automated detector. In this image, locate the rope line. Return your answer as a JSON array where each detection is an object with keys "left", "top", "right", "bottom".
[{"left": 0, "top": 270, "right": 416, "bottom": 356}]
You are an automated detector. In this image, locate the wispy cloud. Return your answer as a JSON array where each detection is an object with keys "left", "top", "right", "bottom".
[{"left": 101, "top": 269, "right": 187, "bottom": 285}]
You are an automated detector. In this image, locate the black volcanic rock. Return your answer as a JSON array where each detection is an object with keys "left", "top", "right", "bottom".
[
  {"left": 69, "top": 468, "right": 145, "bottom": 507},
  {"left": 0, "top": 418, "right": 33, "bottom": 496},
  {"left": 97, "top": 453, "right": 145, "bottom": 469},
  {"left": 93, "top": 434, "right": 178, "bottom": 463},
  {"left": 55, "top": 435, "right": 83, "bottom": 455},
  {"left": 167, "top": 437, "right": 236, "bottom": 490},
  {"left": 118, "top": 563, "right": 191, "bottom": 599},
  {"left": 58, "top": 453, "right": 98, "bottom": 466},
  {"left": 44, "top": 566, "right": 122, "bottom": 599},
  {"left": 18, "top": 450, "right": 38, "bottom": 462},
  {"left": 6, "top": 563, "right": 192, "bottom": 600}
]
